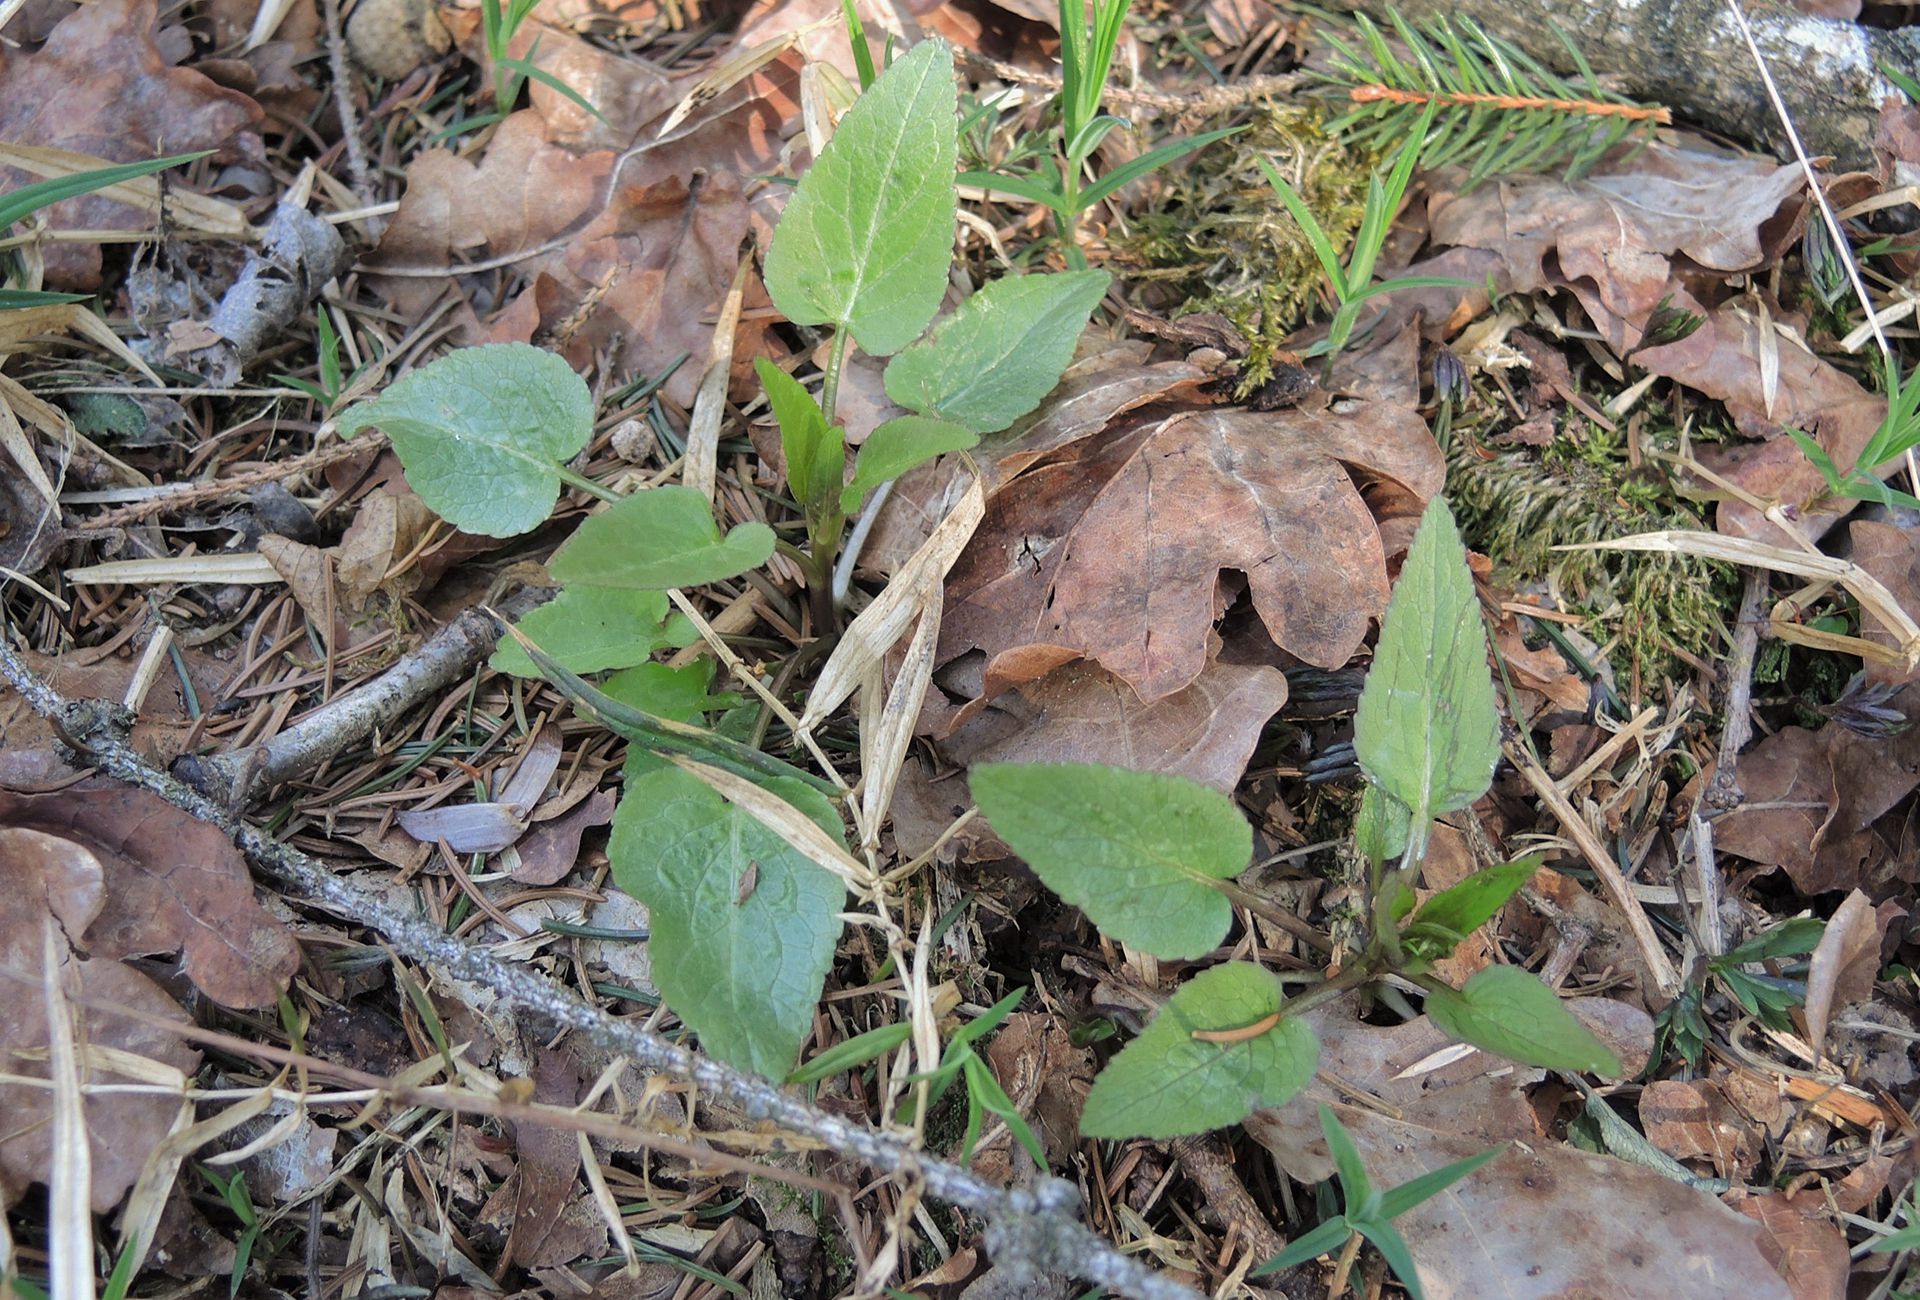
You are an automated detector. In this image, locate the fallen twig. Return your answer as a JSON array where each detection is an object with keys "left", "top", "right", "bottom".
[
  {"left": 0, "top": 631, "right": 1201, "bottom": 1300},
  {"left": 1507, "top": 741, "right": 1682, "bottom": 997},
  {"left": 174, "top": 593, "right": 544, "bottom": 809}
]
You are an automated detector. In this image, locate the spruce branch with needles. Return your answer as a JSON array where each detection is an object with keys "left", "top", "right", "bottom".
[{"left": 1318, "top": 11, "right": 1670, "bottom": 187}]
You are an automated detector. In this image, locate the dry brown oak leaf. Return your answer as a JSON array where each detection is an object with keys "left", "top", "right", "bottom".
[
  {"left": 367, "top": 46, "right": 798, "bottom": 408},
  {"left": 1426, "top": 146, "right": 1807, "bottom": 357},
  {"left": 1417, "top": 148, "right": 1907, "bottom": 544},
  {"left": 0, "top": 0, "right": 264, "bottom": 289},
  {"left": 0, "top": 823, "right": 202, "bottom": 1213},
  {"left": 935, "top": 375, "right": 1444, "bottom": 713},
  {"left": 1711, "top": 689, "right": 1920, "bottom": 896},
  {"left": 0, "top": 781, "right": 300, "bottom": 1008}
]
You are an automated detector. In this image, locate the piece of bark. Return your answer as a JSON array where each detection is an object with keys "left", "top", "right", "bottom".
[{"left": 1327, "top": 0, "right": 1915, "bottom": 170}]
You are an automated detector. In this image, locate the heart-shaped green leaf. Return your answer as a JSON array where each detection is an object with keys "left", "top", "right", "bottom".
[
  {"left": 1081, "top": 963, "right": 1318, "bottom": 1138},
  {"left": 490, "top": 587, "right": 672, "bottom": 677},
  {"left": 1353, "top": 498, "right": 1498, "bottom": 835},
  {"left": 1423, "top": 966, "right": 1622, "bottom": 1076},
  {"left": 550, "top": 485, "right": 775, "bottom": 590},
  {"left": 882, "top": 270, "right": 1110, "bottom": 432},
  {"left": 970, "top": 762, "right": 1250, "bottom": 959},
  {"left": 763, "top": 39, "right": 958, "bottom": 355},
  {"left": 840, "top": 416, "right": 978, "bottom": 513},
  {"left": 335, "top": 343, "right": 593, "bottom": 537},
  {"left": 610, "top": 767, "right": 845, "bottom": 1079}
]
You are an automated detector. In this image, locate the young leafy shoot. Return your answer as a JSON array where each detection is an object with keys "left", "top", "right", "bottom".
[
  {"left": 490, "top": 587, "right": 674, "bottom": 677},
  {"left": 970, "top": 762, "right": 1251, "bottom": 959},
  {"left": 1253, "top": 1104, "right": 1504, "bottom": 1300},
  {"left": 1421, "top": 966, "right": 1621, "bottom": 1076},
  {"left": 1352, "top": 498, "right": 1499, "bottom": 863},
  {"left": 756, "top": 358, "right": 846, "bottom": 515},
  {"left": 1397, "top": 854, "right": 1541, "bottom": 963},
  {"left": 763, "top": 38, "right": 959, "bottom": 356},
  {"left": 840, "top": 416, "right": 978, "bottom": 513},
  {"left": 883, "top": 270, "right": 1111, "bottom": 432},
  {"left": 549, "top": 485, "right": 775, "bottom": 590},
  {"left": 334, "top": 343, "right": 594, "bottom": 537},
  {"left": 609, "top": 765, "right": 847, "bottom": 1079},
  {"left": 1080, "top": 963, "right": 1317, "bottom": 1139}
]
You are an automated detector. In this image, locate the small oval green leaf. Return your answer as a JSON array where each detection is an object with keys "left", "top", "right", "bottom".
[
  {"left": 1423, "top": 966, "right": 1622, "bottom": 1076},
  {"left": 549, "top": 485, "right": 775, "bottom": 590},
  {"left": 882, "top": 270, "right": 1110, "bottom": 433},
  {"left": 490, "top": 587, "right": 671, "bottom": 677},
  {"left": 1080, "top": 963, "right": 1318, "bottom": 1139},
  {"left": 840, "top": 415, "right": 978, "bottom": 513},
  {"left": 1404, "top": 854, "right": 1541, "bottom": 946},
  {"left": 334, "top": 343, "right": 593, "bottom": 537},
  {"left": 970, "top": 762, "right": 1251, "bottom": 959}
]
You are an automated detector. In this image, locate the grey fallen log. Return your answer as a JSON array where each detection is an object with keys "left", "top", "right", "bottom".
[{"left": 1326, "top": 0, "right": 1916, "bottom": 171}]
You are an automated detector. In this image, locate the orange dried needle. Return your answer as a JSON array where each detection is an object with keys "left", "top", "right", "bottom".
[
  {"left": 1190, "top": 1011, "right": 1283, "bottom": 1044},
  {"left": 1348, "top": 84, "right": 1673, "bottom": 124}
]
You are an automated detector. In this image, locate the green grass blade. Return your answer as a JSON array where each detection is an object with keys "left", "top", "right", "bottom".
[
  {"left": 1257, "top": 157, "right": 1349, "bottom": 297},
  {"left": 1354, "top": 1219, "right": 1427, "bottom": 1300},
  {"left": 1251, "top": 1217, "right": 1354, "bottom": 1275},
  {"left": 0, "top": 151, "right": 211, "bottom": 232},
  {"left": 841, "top": 0, "right": 877, "bottom": 89},
  {"left": 1076, "top": 126, "right": 1240, "bottom": 209},
  {"left": 959, "top": 168, "right": 1070, "bottom": 211},
  {"left": 1375, "top": 1144, "right": 1505, "bottom": 1219},
  {"left": 0, "top": 289, "right": 90, "bottom": 308},
  {"left": 788, "top": 1021, "right": 912, "bottom": 1084},
  {"left": 500, "top": 56, "right": 609, "bottom": 123}
]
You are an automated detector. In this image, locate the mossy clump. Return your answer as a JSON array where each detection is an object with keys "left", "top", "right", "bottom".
[
  {"left": 1114, "top": 104, "right": 1379, "bottom": 393},
  {"left": 1446, "top": 415, "right": 1741, "bottom": 684}
]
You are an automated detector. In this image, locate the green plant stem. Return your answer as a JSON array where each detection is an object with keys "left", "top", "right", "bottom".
[
  {"left": 1278, "top": 955, "right": 1386, "bottom": 1023},
  {"left": 1327, "top": 1225, "right": 1364, "bottom": 1297},
  {"left": 555, "top": 464, "right": 622, "bottom": 503},
  {"left": 819, "top": 328, "right": 853, "bottom": 426},
  {"left": 1055, "top": 168, "right": 1087, "bottom": 270}
]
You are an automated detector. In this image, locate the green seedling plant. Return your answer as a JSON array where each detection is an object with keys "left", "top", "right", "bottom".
[
  {"left": 1790, "top": 352, "right": 1920, "bottom": 511},
  {"left": 467, "top": 0, "right": 605, "bottom": 130},
  {"left": 1251, "top": 1105, "right": 1503, "bottom": 1298},
  {"left": 275, "top": 305, "right": 352, "bottom": 410},
  {"left": 969, "top": 498, "right": 1622, "bottom": 1142},
  {"left": 895, "top": 988, "right": 1047, "bottom": 1167},
  {"left": 1653, "top": 915, "right": 1823, "bottom": 1068},
  {"left": 334, "top": 37, "right": 1113, "bottom": 1083},
  {"left": 959, "top": 0, "right": 1238, "bottom": 268},
  {"left": 1258, "top": 99, "right": 1470, "bottom": 376},
  {"left": 198, "top": 1165, "right": 287, "bottom": 1299},
  {"left": 1, "top": 151, "right": 209, "bottom": 309}
]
